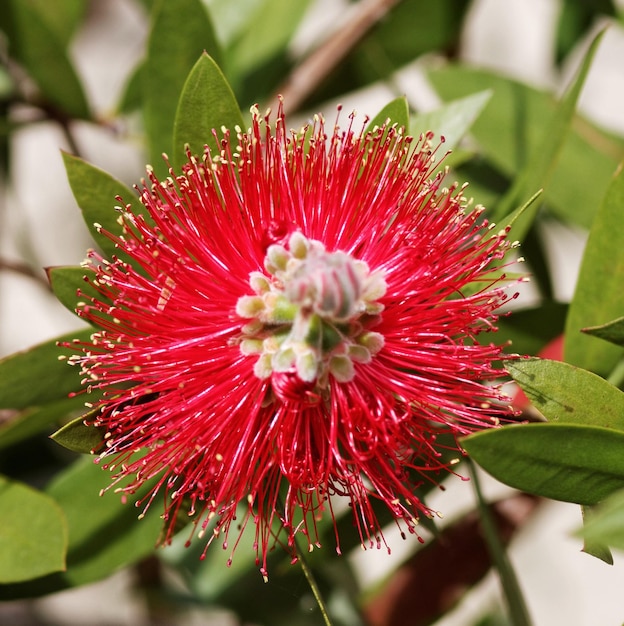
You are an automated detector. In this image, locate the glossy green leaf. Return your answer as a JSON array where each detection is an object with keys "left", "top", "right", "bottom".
[
  {"left": 226, "top": 0, "right": 311, "bottom": 79},
  {"left": 564, "top": 163, "right": 624, "bottom": 376},
  {"left": 51, "top": 412, "right": 105, "bottom": 454},
  {"left": 0, "top": 457, "right": 164, "bottom": 598},
  {"left": 498, "top": 29, "right": 605, "bottom": 242},
  {"left": 47, "top": 266, "right": 101, "bottom": 318},
  {"left": 5, "top": 0, "right": 90, "bottom": 119},
  {"left": 172, "top": 52, "right": 245, "bottom": 170},
  {"left": 49, "top": 457, "right": 163, "bottom": 586},
  {"left": 0, "top": 396, "right": 88, "bottom": 451},
  {"left": 0, "top": 476, "right": 67, "bottom": 583},
  {"left": 580, "top": 488, "right": 624, "bottom": 553},
  {"left": 62, "top": 152, "right": 143, "bottom": 259},
  {"left": 582, "top": 316, "right": 624, "bottom": 348},
  {"left": 427, "top": 58, "right": 622, "bottom": 231},
  {"left": 0, "top": 330, "right": 90, "bottom": 410},
  {"left": 366, "top": 97, "right": 410, "bottom": 132},
  {"left": 507, "top": 358, "right": 624, "bottom": 430},
  {"left": 463, "top": 423, "right": 624, "bottom": 505},
  {"left": 410, "top": 90, "right": 492, "bottom": 151},
  {"left": 143, "top": 0, "right": 222, "bottom": 176}
]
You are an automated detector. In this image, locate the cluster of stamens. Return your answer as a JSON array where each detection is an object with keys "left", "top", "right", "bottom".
[{"left": 235, "top": 232, "right": 386, "bottom": 393}]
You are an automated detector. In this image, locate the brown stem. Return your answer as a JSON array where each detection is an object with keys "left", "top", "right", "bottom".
[
  {"left": 0, "top": 257, "right": 51, "bottom": 291},
  {"left": 270, "top": 0, "right": 404, "bottom": 115}
]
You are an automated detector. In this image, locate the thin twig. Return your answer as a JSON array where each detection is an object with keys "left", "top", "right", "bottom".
[
  {"left": 468, "top": 458, "right": 533, "bottom": 626},
  {"left": 294, "top": 539, "right": 334, "bottom": 626},
  {"left": 0, "top": 257, "right": 51, "bottom": 291},
  {"left": 271, "top": 0, "right": 403, "bottom": 115}
]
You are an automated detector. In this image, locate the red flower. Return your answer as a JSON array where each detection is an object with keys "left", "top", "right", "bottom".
[{"left": 68, "top": 102, "right": 518, "bottom": 578}]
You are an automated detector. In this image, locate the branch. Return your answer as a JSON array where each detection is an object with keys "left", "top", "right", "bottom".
[
  {"left": 0, "top": 257, "right": 51, "bottom": 291},
  {"left": 271, "top": 0, "right": 403, "bottom": 115}
]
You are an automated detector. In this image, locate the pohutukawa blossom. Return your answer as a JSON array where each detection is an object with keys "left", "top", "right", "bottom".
[{"left": 66, "top": 101, "right": 520, "bottom": 579}]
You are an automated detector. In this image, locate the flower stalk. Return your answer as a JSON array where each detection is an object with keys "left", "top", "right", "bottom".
[{"left": 468, "top": 458, "right": 533, "bottom": 626}]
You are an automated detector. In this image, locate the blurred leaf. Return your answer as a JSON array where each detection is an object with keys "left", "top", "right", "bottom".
[
  {"left": 205, "top": 0, "right": 262, "bottom": 46},
  {"left": 496, "top": 302, "right": 567, "bottom": 357},
  {"left": 580, "top": 488, "right": 624, "bottom": 553},
  {"left": 143, "top": 0, "right": 222, "bottom": 176},
  {"left": 29, "top": 0, "right": 86, "bottom": 45},
  {"left": 0, "top": 330, "right": 89, "bottom": 410},
  {"left": 582, "top": 316, "right": 624, "bottom": 348},
  {"left": 556, "top": 0, "right": 616, "bottom": 63},
  {"left": 226, "top": 0, "right": 311, "bottom": 80},
  {"left": 463, "top": 423, "right": 624, "bottom": 505},
  {"left": 47, "top": 266, "right": 102, "bottom": 318},
  {"left": 507, "top": 358, "right": 624, "bottom": 429},
  {"left": 367, "top": 96, "right": 410, "bottom": 132},
  {"left": 48, "top": 457, "right": 163, "bottom": 586},
  {"left": 498, "top": 188, "right": 542, "bottom": 238},
  {"left": 581, "top": 503, "right": 613, "bottom": 564},
  {"left": 0, "top": 396, "right": 87, "bottom": 451},
  {"left": 4, "top": 0, "right": 90, "bottom": 119},
  {"left": 0, "top": 476, "right": 67, "bottom": 583},
  {"left": 564, "top": 163, "right": 624, "bottom": 375},
  {"left": 496, "top": 29, "right": 605, "bottom": 242},
  {"left": 428, "top": 60, "right": 622, "bottom": 231},
  {"left": 51, "top": 412, "right": 105, "bottom": 455},
  {"left": 172, "top": 52, "right": 244, "bottom": 169},
  {"left": 410, "top": 90, "right": 492, "bottom": 152},
  {"left": 62, "top": 152, "right": 144, "bottom": 259},
  {"left": 117, "top": 60, "right": 144, "bottom": 114},
  {"left": 0, "top": 457, "right": 163, "bottom": 598},
  {"left": 305, "top": 0, "right": 470, "bottom": 108}
]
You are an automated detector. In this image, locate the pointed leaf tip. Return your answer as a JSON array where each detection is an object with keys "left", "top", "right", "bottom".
[{"left": 51, "top": 412, "right": 106, "bottom": 454}]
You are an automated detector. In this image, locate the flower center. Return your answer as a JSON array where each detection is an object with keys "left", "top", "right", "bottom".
[{"left": 235, "top": 232, "right": 386, "bottom": 391}]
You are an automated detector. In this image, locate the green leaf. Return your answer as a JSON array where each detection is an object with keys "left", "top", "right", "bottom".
[
  {"left": 497, "top": 28, "right": 605, "bottom": 242},
  {"left": 498, "top": 189, "right": 542, "bottom": 236},
  {"left": 48, "top": 457, "right": 163, "bottom": 586},
  {"left": 496, "top": 301, "right": 567, "bottom": 357},
  {"left": 5, "top": 0, "right": 90, "bottom": 119},
  {"left": 564, "top": 163, "right": 624, "bottom": 376},
  {"left": 143, "top": 0, "right": 222, "bottom": 176},
  {"left": 366, "top": 96, "right": 410, "bottom": 132},
  {"left": 0, "top": 476, "right": 67, "bottom": 583},
  {"left": 463, "top": 423, "right": 624, "bottom": 505},
  {"left": 506, "top": 358, "right": 624, "bottom": 430},
  {"left": 226, "top": 0, "right": 311, "bottom": 79},
  {"left": 580, "top": 488, "right": 624, "bottom": 553},
  {"left": 581, "top": 504, "right": 613, "bottom": 565},
  {"left": 0, "top": 396, "right": 88, "bottom": 451},
  {"left": 47, "top": 265, "right": 102, "bottom": 318},
  {"left": 51, "top": 412, "right": 105, "bottom": 454},
  {"left": 117, "top": 60, "right": 144, "bottom": 114},
  {"left": 427, "top": 60, "right": 622, "bottom": 231},
  {"left": 582, "top": 316, "right": 624, "bottom": 348},
  {"left": 172, "top": 52, "right": 244, "bottom": 170},
  {"left": 62, "top": 152, "right": 144, "bottom": 259},
  {"left": 0, "top": 457, "right": 164, "bottom": 598},
  {"left": 31, "top": 0, "right": 86, "bottom": 45},
  {"left": 410, "top": 90, "right": 492, "bottom": 151},
  {"left": 0, "top": 330, "right": 90, "bottom": 410}
]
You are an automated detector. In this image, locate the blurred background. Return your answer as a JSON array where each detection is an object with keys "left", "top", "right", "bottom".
[{"left": 2, "top": 0, "right": 624, "bottom": 624}]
